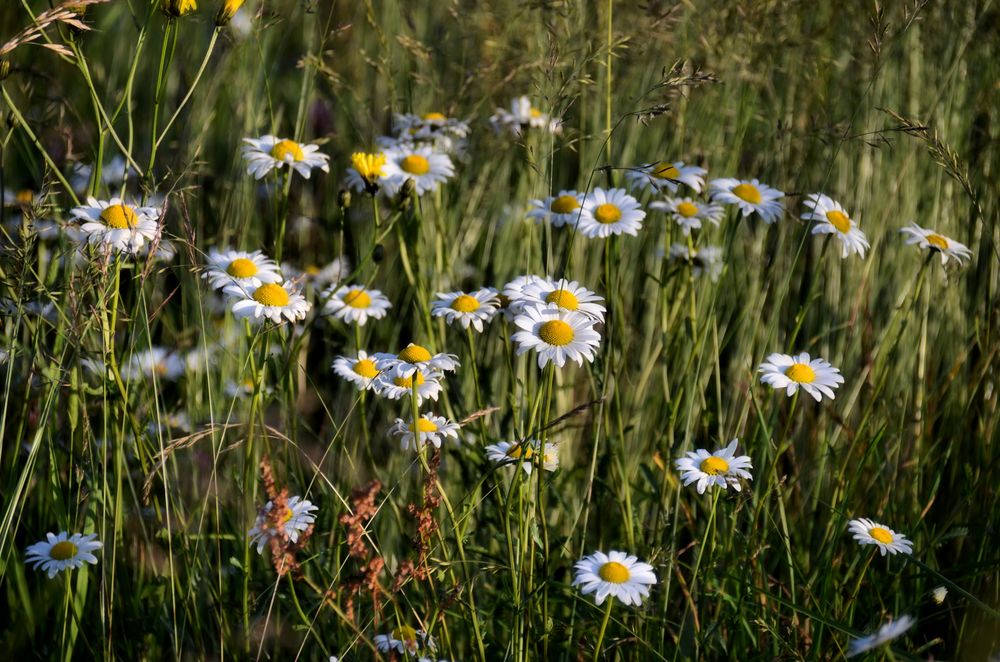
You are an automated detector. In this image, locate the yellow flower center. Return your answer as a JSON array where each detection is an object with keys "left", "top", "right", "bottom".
[
  {"left": 785, "top": 363, "right": 816, "bottom": 384},
  {"left": 825, "top": 210, "right": 851, "bottom": 234},
  {"left": 545, "top": 289, "right": 579, "bottom": 310},
  {"left": 412, "top": 418, "right": 438, "bottom": 433},
  {"left": 398, "top": 344, "right": 432, "bottom": 363},
  {"left": 594, "top": 203, "right": 622, "bottom": 224},
  {"left": 869, "top": 527, "right": 893, "bottom": 544},
  {"left": 305, "top": 265, "right": 321, "bottom": 275},
  {"left": 271, "top": 139, "right": 305, "bottom": 162},
  {"left": 401, "top": 155, "right": 430, "bottom": 175},
  {"left": 550, "top": 195, "right": 580, "bottom": 214},
  {"left": 507, "top": 444, "right": 534, "bottom": 459},
  {"left": 451, "top": 294, "right": 480, "bottom": 312},
  {"left": 15, "top": 189, "right": 33, "bottom": 205},
  {"left": 227, "top": 258, "right": 259, "bottom": 278},
  {"left": 253, "top": 283, "right": 290, "bottom": 307},
  {"left": 392, "top": 625, "right": 419, "bottom": 643},
  {"left": 393, "top": 371, "right": 426, "bottom": 388},
  {"left": 353, "top": 359, "right": 379, "bottom": 378},
  {"left": 732, "top": 183, "right": 762, "bottom": 204},
  {"left": 651, "top": 162, "right": 680, "bottom": 180},
  {"left": 700, "top": 456, "right": 730, "bottom": 475},
  {"left": 529, "top": 107, "right": 543, "bottom": 118},
  {"left": 351, "top": 152, "right": 387, "bottom": 182},
  {"left": 49, "top": 541, "right": 78, "bottom": 561},
  {"left": 100, "top": 204, "right": 138, "bottom": 229},
  {"left": 926, "top": 233, "right": 949, "bottom": 250},
  {"left": 598, "top": 561, "right": 631, "bottom": 583},
  {"left": 280, "top": 507, "right": 295, "bottom": 524},
  {"left": 422, "top": 112, "right": 446, "bottom": 121},
  {"left": 677, "top": 201, "right": 699, "bottom": 218},
  {"left": 343, "top": 289, "right": 371, "bottom": 308},
  {"left": 539, "top": 320, "right": 574, "bottom": 346}
]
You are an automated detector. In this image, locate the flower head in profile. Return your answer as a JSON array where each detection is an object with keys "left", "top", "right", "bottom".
[
  {"left": 675, "top": 439, "right": 753, "bottom": 494},
  {"left": 203, "top": 249, "right": 283, "bottom": 291},
  {"left": 162, "top": 0, "right": 197, "bottom": 17},
  {"left": 527, "top": 190, "right": 585, "bottom": 228},
  {"left": 511, "top": 304, "right": 601, "bottom": 369},
  {"left": 248, "top": 496, "right": 318, "bottom": 554},
  {"left": 430, "top": 289, "right": 500, "bottom": 332},
  {"left": 667, "top": 243, "right": 724, "bottom": 281},
  {"left": 121, "top": 347, "right": 186, "bottom": 382},
  {"left": 847, "top": 615, "right": 915, "bottom": 658},
  {"left": 899, "top": 223, "right": 973, "bottom": 265},
  {"left": 489, "top": 96, "right": 562, "bottom": 135},
  {"left": 376, "top": 343, "right": 459, "bottom": 378},
  {"left": 572, "top": 550, "right": 658, "bottom": 606},
  {"left": 69, "top": 196, "right": 162, "bottom": 254},
  {"left": 758, "top": 352, "right": 843, "bottom": 402},
  {"left": 224, "top": 281, "right": 312, "bottom": 324},
  {"left": 709, "top": 178, "right": 784, "bottom": 224},
  {"left": 802, "top": 194, "right": 870, "bottom": 258},
  {"left": 578, "top": 187, "right": 646, "bottom": 238},
  {"left": 241, "top": 135, "right": 329, "bottom": 180},
  {"left": 322, "top": 285, "right": 392, "bottom": 326},
  {"left": 517, "top": 277, "right": 606, "bottom": 323},
  {"left": 486, "top": 439, "right": 559, "bottom": 475},
  {"left": 346, "top": 152, "right": 388, "bottom": 193},
  {"left": 847, "top": 518, "right": 913, "bottom": 556},
  {"left": 25, "top": 532, "right": 103, "bottom": 578},
  {"left": 649, "top": 197, "right": 724, "bottom": 235},
  {"left": 215, "top": 0, "right": 244, "bottom": 25},
  {"left": 625, "top": 161, "right": 707, "bottom": 194},
  {"left": 373, "top": 365, "right": 445, "bottom": 406},
  {"left": 388, "top": 413, "right": 460, "bottom": 450}
]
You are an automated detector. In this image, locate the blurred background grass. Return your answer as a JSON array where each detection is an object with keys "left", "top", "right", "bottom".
[{"left": 1, "top": 0, "right": 998, "bottom": 659}]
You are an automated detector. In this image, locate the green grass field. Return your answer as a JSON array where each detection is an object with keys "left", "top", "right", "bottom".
[{"left": 1, "top": 0, "right": 998, "bottom": 659}]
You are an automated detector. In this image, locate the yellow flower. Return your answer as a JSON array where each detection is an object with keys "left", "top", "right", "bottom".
[
  {"left": 215, "top": 0, "right": 244, "bottom": 25},
  {"left": 351, "top": 152, "right": 387, "bottom": 186},
  {"left": 163, "top": 0, "right": 197, "bottom": 17}
]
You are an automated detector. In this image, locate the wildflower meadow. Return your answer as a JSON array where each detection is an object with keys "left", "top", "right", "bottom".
[{"left": 1, "top": 1, "right": 999, "bottom": 659}]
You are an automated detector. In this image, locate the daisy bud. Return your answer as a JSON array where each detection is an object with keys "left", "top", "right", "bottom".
[
  {"left": 338, "top": 189, "right": 351, "bottom": 209},
  {"left": 215, "top": 0, "right": 244, "bottom": 26},
  {"left": 400, "top": 177, "right": 417, "bottom": 199},
  {"left": 163, "top": 0, "right": 197, "bottom": 17},
  {"left": 0, "top": 59, "right": 10, "bottom": 82}
]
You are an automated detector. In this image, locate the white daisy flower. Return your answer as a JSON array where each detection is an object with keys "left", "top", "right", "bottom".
[
  {"left": 709, "top": 178, "right": 784, "bottom": 224},
  {"left": 298, "top": 257, "right": 352, "bottom": 289},
  {"left": 321, "top": 285, "right": 392, "bottom": 326},
  {"left": 203, "top": 249, "right": 283, "bottom": 291},
  {"left": 847, "top": 518, "right": 914, "bottom": 556},
  {"left": 374, "top": 625, "right": 435, "bottom": 656},
  {"left": 375, "top": 343, "right": 460, "bottom": 379},
  {"left": 430, "top": 289, "right": 500, "bottom": 332},
  {"left": 388, "top": 413, "right": 460, "bottom": 450},
  {"left": 69, "top": 196, "right": 161, "bottom": 254},
  {"left": 577, "top": 187, "right": 646, "bottom": 239},
  {"left": 224, "top": 376, "right": 271, "bottom": 399},
  {"left": 648, "top": 197, "right": 724, "bottom": 235},
  {"left": 489, "top": 96, "right": 562, "bottom": 135},
  {"left": 899, "top": 222, "right": 973, "bottom": 265},
  {"left": 241, "top": 135, "right": 330, "bottom": 180},
  {"left": 802, "top": 194, "right": 870, "bottom": 258},
  {"left": 225, "top": 281, "right": 312, "bottom": 324},
  {"left": 847, "top": 615, "right": 915, "bottom": 658},
  {"left": 332, "top": 350, "right": 388, "bottom": 391},
  {"left": 389, "top": 112, "right": 471, "bottom": 155},
  {"left": 666, "top": 243, "right": 724, "bottom": 281},
  {"left": 380, "top": 144, "right": 455, "bottom": 196},
  {"left": 526, "top": 190, "right": 585, "bottom": 228},
  {"left": 625, "top": 161, "right": 707, "bottom": 194},
  {"left": 674, "top": 439, "right": 753, "bottom": 494},
  {"left": 485, "top": 439, "right": 559, "bottom": 474},
  {"left": 25, "top": 531, "right": 102, "bottom": 578},
  {"left": 248, "top": 496, "right": 318, "bottom": 554},
  {"left": 511, "top": 303, "right": 601, "bottom": 369},
  {"left": 121, "top": 347, "right": 186, "bottom": 382},
  {"left": 758, "top": 352, "right": 844, "bottom": 402},
  {"left": 373, "top": 365, "right": 445, "bottom": 406},
  {"left": 572, "top": 550, "right": 658, "bottom": 607},
  {"left": 501, "top": 274, "right": 545, "bottom": 317},
  {"left": 518, "top": 277, "right": 606, "bottom": 323}
]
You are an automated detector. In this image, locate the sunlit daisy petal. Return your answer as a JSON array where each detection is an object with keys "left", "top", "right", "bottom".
[
  {"left": 578, "top": 187, "right": 646, "bottom": 239},
  {"left": 517, "top": 277, "right": 606, "bottom": 323},
  {"left": 758, "top": 352, "right": 844, "bottom": 402},
  {"left": 485, "top": 439, "right": 559, "bottom": 475},
  {"left": 69, "top": 196, "right": 162, "bottom": 254},
  {"left": 625, "top": 161, "right": 707, "bottom": 194},
  {"left": 224, "top": 281, "right": 312, "bottom": 324},
  {"left": 674, "top": 439, "right": 753, "bottom": 494},
  {"left": 899, "top": 222, "right": 973, "bottom": 265},
  {"left": 572, "top": 550, "right": 658, "bottom": 607},
  {"left": 372, "top": 365, "right": 445, "bottom": 405},
  {"left": 430, "top": 288, "right": 500, "bottom": 332},
  {"left": 511, "top": 303, "right": 601, "bottom": 369},
  {"left": 322, "top": 285, "right": 392, "bottom": 326},
  {"left": 649, "top": 197, "right": 724, "bottom": 235},
  {"left": 25, "top": 531, "right": 103, "bottom": 579},
  {"left": 802, "top": 193, "right": 870, "bottom": 258},
  {"left": 381, "top": 144, "right": 455, "bottom": 196},
  {"left": 332, "top": 349, "right": 392, "bottom": 391},
  {"left": 241, "top": 135, "right": 330, "bottom": 180},
  {"left": 709, "top": 178, "right": 784, "bottom": 224},
  {"left": 527, "top": 190, "right": 585, "bottom": 228},
  {"left": 202, "top": 249, "right": 283, "bottom": 291},
  {"left": 847, "top": 517, "right": 913, "bottom": 556},
  {"left": 388, "top": 413, "right": 460, "bottom": 450}
]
